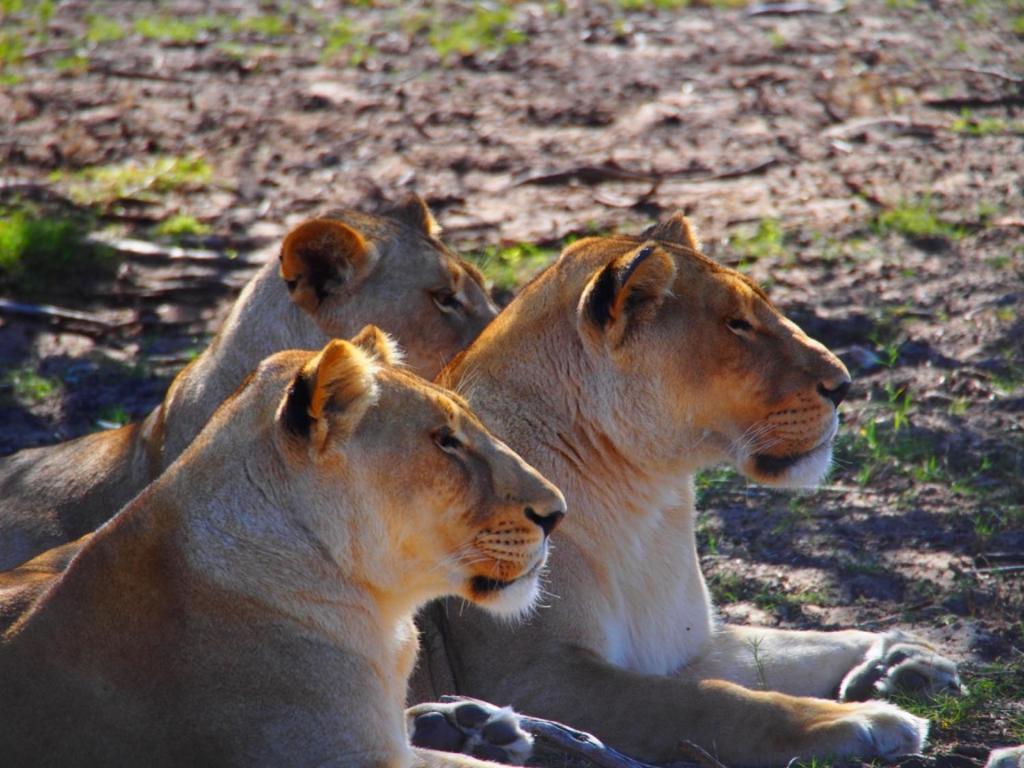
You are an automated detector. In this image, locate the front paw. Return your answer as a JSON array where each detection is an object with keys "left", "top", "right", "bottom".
[
  {"left": 832, "top": 701, "right": 929, "bottom": 758},
  {"left": 839, "top": 630, "right": 964, "bottom": 702},
  {"left": 986, "top": 746, "right": 1024, "bottom": 768},
  {"left": 407, "top": 700, "right": 532, "bottom": 765}
]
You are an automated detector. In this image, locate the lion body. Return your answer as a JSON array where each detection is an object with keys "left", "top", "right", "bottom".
[
  {"left": 412, "top": 220, "right": 955, "bottom": 766},
  {"left": 0, "top": 201, "right": 497, "bottom": 570},
  {"left": 0, "top": 333, "right": 563, "bottom": 768}
]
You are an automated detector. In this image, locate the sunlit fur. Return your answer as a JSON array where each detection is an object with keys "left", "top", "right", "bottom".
[
  {"left": 0, "top": 198, "right": 498, "bottom": 571},
  {"left": 414, "top": 216, "right": 938, "bottom": 766},
  {"left": 0, "top": 330, "right": 563, "bottom": 768}
]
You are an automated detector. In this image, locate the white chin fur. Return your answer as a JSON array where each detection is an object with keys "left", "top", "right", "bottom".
[
  {"left": 481, "top": 573, "right": 543, "bottom": 620},
  {"left": 768, "top": 441, "right": 833, "bottom": 488}
]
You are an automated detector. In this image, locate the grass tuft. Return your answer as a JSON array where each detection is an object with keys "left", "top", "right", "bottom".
[
  {"left": 873, "top": 197, "right": 965, "bottom": 241},
  {"left": 430, "top": 6, "right": 526, "bottom": 61},
  {"left": 153, "top": 214, "right": 210, "bottom": 239},
  {"left": 464, "top": 242, "right": 558, "bottom": 291},
  {"left": 0, "top": 209, "right": 119, "bottom": 297},
  {"left": 54, "top": 155, "right": 213, "bottom": 207},
  {"left": 0, "top": 368, "right": 59, "bottom": 404}
]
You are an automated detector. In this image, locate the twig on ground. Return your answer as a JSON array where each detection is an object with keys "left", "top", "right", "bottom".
[
  {"left": 87, "top": 62, "right": 194, "bottom": 84},
  {"left": 822, "top": 116, "right": 942, "bottom": 139},
  {"left": 86, "top": 235, "right": 256, "bottom": 268},
  {"left": 942, "top": 66, "right": 1024, "bottom": 84},
  {"left": 926, "top": 94, "right": 1024, "bottom": 110},
  {"left": 975, "top": 565, "right": 1024, "bottom": 575},
  {"left": 746, "top": 1, "right": 845, "bottom": 16},
  {"left": 592, "top": 179, "right": 662, "bottom": 209},
  {"left": 0, "top": 299, "right": 126, "bottom": 333}
]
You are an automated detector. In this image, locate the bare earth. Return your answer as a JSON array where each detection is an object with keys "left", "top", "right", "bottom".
[{"left": 0, "top": 1, "right": 1022, "bottom": 765}]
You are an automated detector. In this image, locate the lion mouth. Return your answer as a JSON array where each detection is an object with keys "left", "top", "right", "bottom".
[
  {"left": 469, "top": 556, "right": 545, "bottom": 595},
  {"left": 750, "top": 417, "right": 839, "bottom": 477}
]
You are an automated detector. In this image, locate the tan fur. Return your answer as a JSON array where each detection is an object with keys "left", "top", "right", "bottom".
[
  {"left": 413, "top": 215, "right": 940, "bottom": 765},
  {"left": 0, "top": 332, "right": 564, "bottom": 767},
  {"left": 0, "top": 199, "right": 498, "bottom": 571}
]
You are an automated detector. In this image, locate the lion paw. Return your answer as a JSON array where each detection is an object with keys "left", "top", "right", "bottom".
[
  {"left": 839, "top": 630, "right": 964, "bottom": 702},
  {"left": 407, "top": 700, "right": 533, "bottom": 765},
  {"left": 986, "top": 746, "right": 1024, "bottom": 768},
  {"left": 833, "top": 701, "right": 929, "bottom": 758}
]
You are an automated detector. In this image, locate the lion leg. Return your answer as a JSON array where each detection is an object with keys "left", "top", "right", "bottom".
[
  {"left": 407, "top": 700, "right": 532, "bottom": 765},
  {"left": 477, "top": 647, "right": 927, "bottom": 766},
  {"left": 684, "top": 624, "right": 963, "bottom": 702}
]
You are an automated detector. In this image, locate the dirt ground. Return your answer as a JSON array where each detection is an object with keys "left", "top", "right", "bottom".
[{"left": 1, "top": 0, "right": 1022, "bottom": 765}]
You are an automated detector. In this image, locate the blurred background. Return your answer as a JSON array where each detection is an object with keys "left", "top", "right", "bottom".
[{"left": 0, "top": 0, "right": 1022, "bottom": 762}]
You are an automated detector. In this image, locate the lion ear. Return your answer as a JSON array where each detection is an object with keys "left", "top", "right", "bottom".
[
  {"left": 351, "top": 324, "right": 404, "bottom": 367},
  {"left": 278, "top": 340, "right": 379, "bottom": 450},
  {"left": 578, "top": 242, "right": 677, "bottom": 346},
  {"left": 279, "top": 219, "right": 373, "bottom": 315},
  {"left": 642, "top": 212, "right": 701, "bottom": 251},
  {"left": 388, "top": 194, "right": 441, "bottom": 238}
]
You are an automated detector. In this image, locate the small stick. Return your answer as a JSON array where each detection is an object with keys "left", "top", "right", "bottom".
[
  {"left": 0, "top": 299, "right": 119, "bottom": 329},
  {"left": 941, "top": 66, "right": 1023, "bottom": 84}
]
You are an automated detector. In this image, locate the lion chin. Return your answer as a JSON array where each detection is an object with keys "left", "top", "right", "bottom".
[
  {"left": 469, "top": 549, "right": 548, "bottom": 621},
  {"left": 741, "top": 414, "right": 839, "bottom": 489}
]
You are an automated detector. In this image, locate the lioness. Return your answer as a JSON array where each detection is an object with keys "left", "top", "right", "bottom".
[
  {"left": 411, "top": 215, "right": 961, "bottom": 765},
  {"left": 0, "top": 197, "right": 497, "bottom": 570},
  {"left": 0, "top": 328, "right": 566, "bottom": 767}
]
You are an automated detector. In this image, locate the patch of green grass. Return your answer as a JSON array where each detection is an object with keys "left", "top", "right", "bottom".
[
  {"left": 0, "top": 209, "right": 119, "bottom": 295},
  {"left": 1012, "top": 14, "right": 1024, "bottom": 35},
  {"left": 0, "top": 368, "right": 59, "bottom": 404},
  {"left": 321, "top": 18, "right": 374, "bottom": 66},
  {"left": 895, "top": 662, "right": 1024, "bottom": 739},
  {"left": 872, "top": 197, "right": 965, "bottom": 241},
  {"left": 54, "top": 155, "right": 213, "bottom": 207},
  {"left": 707, "top": 571, "right": 745, "bottom": 604},
  {"left": 0, "top": 30, "right": 25, "bottom": 71},
  {"left": 95, "top": 404, "right": 130, "bottom": 429},
  {"left": 616, "top": 0, "right": 691, "bottom": 9},
  {"left": 430, "top": 6, "right": 526, "bottom": 61},
  {"left": 153, "top": 214, "right": 210, "bottom": 239},
  {"left": 767, "top": 29, "right": 787, "bottom": 49},
  {"left": 86, "top": 15, "right": 125, "bottom": 44},
  {"left": 707, "top": 570, "right": 829, "bottom": 619},
  {"left": 729, "top": 218, "right": 787, "bottom": 265},
  {"left": 951, "top": 109, "right": 1024, "bottom": 136},
  {"left": 465, "top": 242, "right": 558, "bottom": 291},
  {"left": 134, "top": 16, "right": 228, "bottom": 44},
  {"left": 54, "top": 53, "right": 89, "bottom": 74},
  {"left": 234, "top": 14, "right": 291, "bottom": 37}
]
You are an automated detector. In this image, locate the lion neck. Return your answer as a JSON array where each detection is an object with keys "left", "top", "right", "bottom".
[
  {"left": 449, "top": 304, "right": 702, "bottom": 549},
  {"left": 185, "top": 261, "right": 329, "bottom": 417},
  {"left": 446, "top": 294, "right": 718, "bottom": 673}
]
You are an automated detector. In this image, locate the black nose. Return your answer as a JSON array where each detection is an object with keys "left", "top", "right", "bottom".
[
  {"left": 525, "top": 506, "right": 564, "bottom": 537},
  {"left": 818, "top": 379, "right": 851, "bottom": 408}
]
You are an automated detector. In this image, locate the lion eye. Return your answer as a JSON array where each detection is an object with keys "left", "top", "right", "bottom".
[
  {"left": 727, "top": 318, "right": 753, "bottom": 334},
  {"left": 434, "top": 428, "right": 464, "bottom": 454},
  {"left": 432, "top": 289, "right": 464, "bottom": 315}
]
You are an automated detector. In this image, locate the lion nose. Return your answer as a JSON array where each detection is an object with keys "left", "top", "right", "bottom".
[
  {"left": 818, "top": 377, "right": 851, "bottom": 408},
  {"left": 524, "top": 505, "right": 565, "bottom": 537}
]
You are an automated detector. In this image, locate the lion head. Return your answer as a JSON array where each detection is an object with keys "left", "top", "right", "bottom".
[
  {"left": 447, "top": 213, "right": 850, "bottom": 490},
  {"left": 278, "top": 196, "right": 497, "bottom": 378},
  {"left": 248, "top": 327, "right": 566, "bottom": 618}
]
